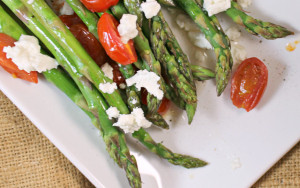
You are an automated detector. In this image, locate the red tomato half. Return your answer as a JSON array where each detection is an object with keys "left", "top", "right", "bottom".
[
  {"left": 231, "top": 57, "right": 268, "bottom": 112},
  {"left": 97, "top": 13, "right": 138, "bottom": 65},
  {"left": 0, "top": 33, "right": 38, "bottom": 83},
  {"left": 80, "top": 0, "right": 119, "bottom": 12},
  {"left": 141, "top": 88, "right": 170, "bottom": 115}
]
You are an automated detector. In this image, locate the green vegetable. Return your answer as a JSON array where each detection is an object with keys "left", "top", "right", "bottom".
[
  {"left": 0, "top": 2, "right": 141, "bottom": 187},
  {"left": 226, "top": 1, "right": 294, "bottom": 39},
  {"left": 173, "top": 0, "right": 233, "bottom": 96}
]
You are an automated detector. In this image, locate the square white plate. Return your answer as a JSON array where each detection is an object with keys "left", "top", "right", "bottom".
[{"left": 1, "top": 0, "right": 300, "bottom": 187}]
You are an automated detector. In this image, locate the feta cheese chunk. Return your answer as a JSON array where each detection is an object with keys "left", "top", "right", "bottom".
[
  {"left": 113, "top": 107, "right": 152, "bottom": 134},
  {"left": 99, "top": 82, "right": 117, "bottom": 94},
  {"left": 117, "top": 14, "right": 138, "bottom": 44},
  {"left": 188, "top": 31, "right": 212, "bottom": 49},
  {"left": 60, "top": 2, "right": 74, "bottom": 15},
  {"left": 231, "top": 42, "right": 247, "bottom": 63},
  {"left": 203, "top": 0, "right": 231, "bottom": 16},
  {"left": 101, "top": 63, "right": 114, "bottom": 80},
  {"left": 141, "top": 0, "right": 161, "bottom": 19},
  {"left": 225, "top": 27, "right": 241, "bottom": 41},
  {"left": 237, "top": 0, "right": 252, "bottom": 9},
  {"left": 126, "top": 70, "right": 163, "bottom": 100},
  {"left": 3, "top": 35, "right": 58, "bottom": 73},
  {"left": 106, "top": 107, "right": 120, "bottom": 119}
]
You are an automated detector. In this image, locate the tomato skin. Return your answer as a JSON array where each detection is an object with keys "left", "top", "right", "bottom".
[
  {"left": 97, "top": 13, "right": 138, "bottom": 65},
  {"left": 80, "top": 0, "right": 119, "bottom": 12},
  {"left": 231, "top": 57, "right": 268, "bottom": 112},
  {"left": 141, "top": 88, "right": 170, "bottom": 115},
  {"left": 0, "top": 33, "right": 38, "bottom": 83},
  {"left": 59, "top": 14, "right": 84, "bottom": 29},
  {"left": 69, "top": 24, "right": 110, "bottom": 67}
]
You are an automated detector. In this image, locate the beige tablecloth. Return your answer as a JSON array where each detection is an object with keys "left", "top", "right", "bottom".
[{"left": 0, "top": 91, "right": 299, "bottom": 187}]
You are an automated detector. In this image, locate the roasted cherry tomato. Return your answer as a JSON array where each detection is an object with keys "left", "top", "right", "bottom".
[
  {"left": 97, "top": 13, "right": 138, "bottom": 65},
  {"left": 59, "top": 14, "right": 84, "bottom": 29},
  {"left": 80, "top": 0, "right": 119, "bottom": 12},
  {"left": 69, "top": 24, "right": 110, "bottom": 67},
  {"left": 0, "top": 33, "right": 38, "bottom": 83},
  {"left": 231, "top": 57, "right": 268, "bottom": 112},
  {"left": 108, "top": 61, "right": 126, "bottom": 87},
  {"left": 141, "top": 88, "right": 170, "bottom": 115}
]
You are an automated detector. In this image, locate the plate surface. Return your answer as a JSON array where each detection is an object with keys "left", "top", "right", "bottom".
[{"left": 1, "top": 0, "right": 300, "bottom": 188}]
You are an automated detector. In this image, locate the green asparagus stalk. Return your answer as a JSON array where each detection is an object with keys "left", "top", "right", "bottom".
[
  {"left": 226, "top": 1, "right": 294, "bottom": 39},
  {"left": 151, "top": 16, "right": 198, "bottom": 123},
  {"left": 111, "top": 1, "right": 165, "bottom": 115},
  {"left": 191, "top": 65, "right": 216, "bottom": 81},
  {"left": 19, "top": 0, "right": 129, "bottom": 114},
  {"left": 0, "top": 2, "right": 141, "bottom": 187},
  {"left": 173, "top": 0, "right": 233, "bottom": 96},
  {"left": 65, "top": 0, "right": 99, "bottom": 39}
]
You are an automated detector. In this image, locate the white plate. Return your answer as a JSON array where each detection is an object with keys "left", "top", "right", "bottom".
[{"left": 1, "top": 0, "right": 300, "bottom": 187}]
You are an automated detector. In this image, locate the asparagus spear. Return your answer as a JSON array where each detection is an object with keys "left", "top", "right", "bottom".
[
  {"left": 191, "top": 65, "right": 216, "bottom": 81},
  {"left": 158, "top": 0, "right": 294, "bottom": 39},
  {"left": 226, "top": 1, "right": 294, "bottom": 39},
  {"left": 18, "top": 0, "right": 129, "bottom": 114},
  {"left": 151, "top": 16, "right": 198, "bottom": 123},
  {"left": 111, "top": 1, "right": 165, "bottom": 115},
  {"left": 0, "top": 2, "right": 141, "bottom": 187},
  {"left": 173, "top": 0, "right": 233, "bottom": 96}
]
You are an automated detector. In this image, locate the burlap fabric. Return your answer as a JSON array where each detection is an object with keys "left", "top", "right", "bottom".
[{"left": 0, "top": 90, "right": 299, "bottom": 188}]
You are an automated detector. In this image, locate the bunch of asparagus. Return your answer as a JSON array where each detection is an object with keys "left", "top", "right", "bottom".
[{"left": 0, "top": 0, "right": 213, "bottom": 187}]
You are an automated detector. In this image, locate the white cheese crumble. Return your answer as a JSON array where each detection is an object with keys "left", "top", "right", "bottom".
[
  {"left": 27, "top": 0, "right": 34, "bottom": 4},
  {"left": 106, "top": 107, "right": 120, "bottom": 119},
  {"left": 231, "top": 42, "right": 247, "bottom": 63},
  {"left": 225, "top": 27, "right": 241, "bottom": 42},
  {"left": 113, "top": 107, "right": 152, "bottom": 134},
  {"left": 237, "top": 0, "right": 252, "bottom": 9},
  {"left": 140, "top": 0, "right": 161, "bottom": 19},
  {"left": 231, "top": 157, "right": 242, "bottom": 170},
  {"left": 126, "top": 70, "right": 163, "bottom": 100},
  {"left": 60, "top": 2, "right": 74, "bottom": 15},
  {"left": 119, "top": 83, "right": 126, "bottom": 89},
  {"left": 117, "top": 14, "right": 138, "bottom": 44},
  {"left": 101, "top": 63, "right": 114, "bottom": 80},
  {"left": 188, "top": 31, "right": 212, "bottom": 49},
  {"left": 203, "top": 0, "right": 231, "bottom": 16},
  {"left": 99, "top": 82, "right": 117, "bottom": 94},
  {"left": 3, "top": 35, "right": 58, "bottom": 73}
]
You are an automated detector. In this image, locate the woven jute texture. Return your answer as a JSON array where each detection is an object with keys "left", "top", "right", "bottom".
[{"left": 0, "top": 90, "right": 299, "bottom": 188}]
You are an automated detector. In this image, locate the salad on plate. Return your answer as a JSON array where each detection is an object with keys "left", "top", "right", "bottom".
[{"left": 0, "top": 0, "right": 294, "bottom": 187}]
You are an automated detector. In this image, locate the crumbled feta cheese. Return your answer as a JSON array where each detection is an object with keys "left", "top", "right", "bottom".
[
  {"left": 140, "top": 0, "right": 161, "bottom": 19},
  {"left": 231, "top": 157, "right": 242, "bottom": 169},
  {"left": 237, "top": 0, "right": 252, "bottom": 9},
  {"left": 106, "top": 107, "right": 120, "bottom": 119},
  {"left": 101, "top": 63, "right": 114, "bottom": 80},
  {"left": 231, "top": 42, "right": 247, "bottom": 63},
  {"left": 99, "top": 82, "right": 117, "bottom": 94},
  {"left": 27, "top": 0, "right": 34, "bottom": 4},
  {"left": 113, "top": 107, "right": 152, "bottom": 134},
  {"left": 119, "top": 83, "right": 126, "bottom": 89},
  {"left": 176, "top": 14, "right": 200, "bottom": 31},
  {"left": 203, "top": 0, "right": 231, "bottom": 16},
  {"left": 225, "top": 27, "right": 241, "bottom": 41},
  {"left": 117, "top": 14, "right": 138, "bottom": 44},
  {"left": 131, "top": 98, "right": 137, "bottom": 105},
  {"left": 126, "top": 70, "right": 163, "bottom": 100},
  {"left": 60, "top": 2, "right": 74, "bottom": 15},
  {"left": 188, "top": 31, "right": 212, "bottom": 49},
  {"left": 3, "top": 35, "right": 58, "bottom": 73}
]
